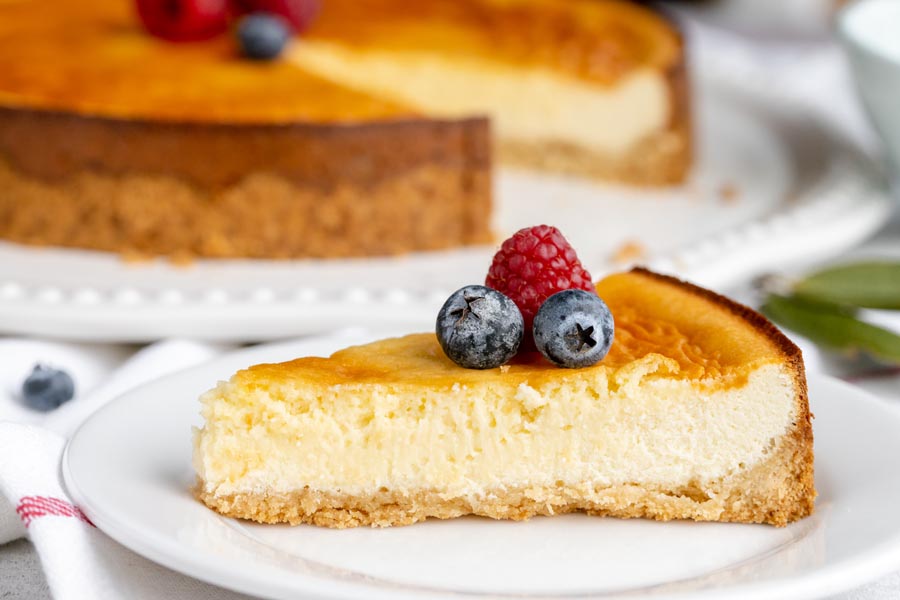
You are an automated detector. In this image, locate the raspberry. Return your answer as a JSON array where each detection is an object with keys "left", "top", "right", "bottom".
[
  {"left": 485, "top": 225, "right": 594, "bottom": 350},
  {"left": 136, "top": 0, "right": 231, "bottom": 42}
]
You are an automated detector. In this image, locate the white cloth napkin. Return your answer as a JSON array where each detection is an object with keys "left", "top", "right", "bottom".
[{"left": 0, "top": 338, "right": 254, "bottom": 599}]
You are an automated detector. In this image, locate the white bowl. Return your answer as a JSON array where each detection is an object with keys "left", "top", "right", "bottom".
[{"left": 838, "top": 0, "right": 900, "bottom": 180}]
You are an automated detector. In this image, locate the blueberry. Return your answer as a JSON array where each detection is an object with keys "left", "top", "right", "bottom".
[
  {"left": 533, "top": 289, "right": 614, "bottom": 368},
  {"left": 21, "top": 365, "right": 75, "bottom": 412},
  {"left": 237, "top": 13, "right": 291, "bottom": 60},
  {"left": 436, "top": 285, "right": 524, "bottom": 369}
]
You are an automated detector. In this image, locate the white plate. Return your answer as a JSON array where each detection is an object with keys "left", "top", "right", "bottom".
[
  {"left": 0, "top": 77, "right": 892, "bottom": 342},
  {"left": 63, "top": 332, "right": 900, "bottom": 600}
]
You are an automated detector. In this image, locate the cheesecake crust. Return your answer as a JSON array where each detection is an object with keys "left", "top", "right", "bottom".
[
  {"left": 499, "top": 125, "right": 689, "bottom": 185},
  {"left": 0, "top": 108, "right": 491, "bottom": 258},
  {"left": 0, "top": 158, "right": 490, "bottom": 259}
]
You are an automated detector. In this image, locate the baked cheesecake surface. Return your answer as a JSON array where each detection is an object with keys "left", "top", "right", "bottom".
[
  {"left": 0, "top": 0, "right": 689, "bottom": 181},
  {"left": 0, "top": 0, "right": 679, "bottom": 123},
  {"left": 194, "top": 269, "right": 815, "bottom": 528}
]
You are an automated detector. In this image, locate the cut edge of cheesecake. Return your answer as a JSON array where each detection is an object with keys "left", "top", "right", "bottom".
[
  {"left": 284, "top": 31, "right": 692, "bottom": 185},
  {"left": 193, "top": 268, "right": 815, "bottom": 528}
]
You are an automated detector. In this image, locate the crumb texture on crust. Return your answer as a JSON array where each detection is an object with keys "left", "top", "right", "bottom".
[
  {"left": 499, "top": 123, "right": 690, "bottom": 185},
  {"left": 195, "top": 418, "right": 814, "bottom": 529},
  {"left": 0, "top": 159, "right": 491, "bottom": 259}
]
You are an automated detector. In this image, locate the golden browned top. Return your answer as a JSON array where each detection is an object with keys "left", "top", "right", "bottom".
[
  {"left": 307, "top": 0, "right": 681, "bottom": 84},
  {"left": 0, "top": 0, "right": 680, "bottom": 123},
  {"left": 242, "top": 269, "right": 801, "bottom": 388},
  {"left": 0, "top": 0, "right": 408, "bottom": 122}
]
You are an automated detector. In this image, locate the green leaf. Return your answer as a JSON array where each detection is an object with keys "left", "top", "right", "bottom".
[
  {"left": 793, "top": 261, "right": 900, "bottom": 309},
  {"left": 761, "top": 294, "right": 900, "bottom": 364}
]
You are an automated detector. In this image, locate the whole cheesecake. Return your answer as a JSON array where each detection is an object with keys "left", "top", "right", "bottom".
[
  {"left": 0, "top": 0, "right": 689, "bottom": 259},
  {"left": 194, "top": 269, "right": 815, "bottom": 528}
]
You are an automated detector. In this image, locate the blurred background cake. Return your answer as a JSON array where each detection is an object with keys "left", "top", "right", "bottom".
[{"left": 0, "top": 0, "right": 690, "bottom": 259}]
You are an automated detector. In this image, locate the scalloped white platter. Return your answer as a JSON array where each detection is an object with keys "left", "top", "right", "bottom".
[
  {"left": 63, "top": 331, "right": 900, "bottom": 600},
  {"left": 0, "top": 77, "right": 893, "bottom": 341}
]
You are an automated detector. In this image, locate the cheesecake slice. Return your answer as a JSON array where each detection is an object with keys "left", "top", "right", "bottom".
[{"left": 194, "top": 269, "right": 814, "bottom": 528}]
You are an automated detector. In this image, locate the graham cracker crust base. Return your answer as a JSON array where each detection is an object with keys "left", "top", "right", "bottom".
[
  {"left": 500, "top": 126, "right": 691, "bottom": 186},
  {"left": 0, "top": 106, "right": 491, "bottom": 259},
  {"left": 196, "top": 421, "right": 814, "bottom": 529},
  {"left": 0, "top": 158, "right": 491, "bottom": 259}
]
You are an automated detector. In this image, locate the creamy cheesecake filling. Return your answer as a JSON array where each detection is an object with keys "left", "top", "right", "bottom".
[
  {"left": 194, "top": 359, "right": 797, "bottom": 499},
  {"left": 286, "top": 41, "right": 670, "bottom": 155}
]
